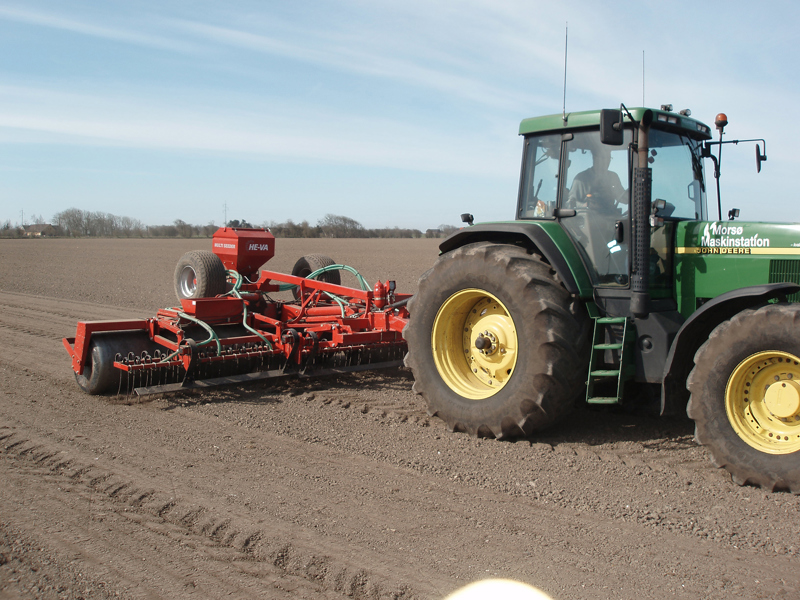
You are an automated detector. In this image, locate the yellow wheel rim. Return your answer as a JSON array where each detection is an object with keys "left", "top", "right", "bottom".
[
  {"left": 725, "top": 351, "right": 800, "bottom": 454},
  {"left": 431, "top": 289, "right": 518, "bottom": 400}
]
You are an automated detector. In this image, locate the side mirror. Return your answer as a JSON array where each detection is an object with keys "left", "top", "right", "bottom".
[
  {"left": 756, "top": 144, "right": 767, "bottom": 173},
  {"left": 461, "top": 213, "right": 474, "bottom": 226},
  {"left": 600, "top": 109, "right": 624, "bottom": 146},
  {"left": 728, "top": 208, "right": 740, "bottom": 221}
]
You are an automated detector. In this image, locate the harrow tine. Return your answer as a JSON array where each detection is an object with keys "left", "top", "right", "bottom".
[{"left": 132, "top": 358, "right": 405, "bottom": 396}]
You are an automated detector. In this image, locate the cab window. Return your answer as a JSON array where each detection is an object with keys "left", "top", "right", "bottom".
[{"left": 518, "top": 134, "right": 562, "bottom": 219}]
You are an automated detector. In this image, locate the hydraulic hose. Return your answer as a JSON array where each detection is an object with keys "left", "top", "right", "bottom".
[
  {"left": 226, "top": 270, "right": 273, "bottom": 349},
  {"left": 276, "top": 264, "right": 371, "bottom": 318},
  {"left": 277, "top": 264, "right": 371, "bottom": 292},
  {"left": 383, "top": 297, "right": 409, "bottom": 311},
  {"left": 176, "top": 311, "right": 222, "bottom": 355}
]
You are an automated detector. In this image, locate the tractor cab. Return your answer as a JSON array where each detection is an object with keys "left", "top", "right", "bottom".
[{"left": 517, "top": 108, "right": 711, "bottom": 295}]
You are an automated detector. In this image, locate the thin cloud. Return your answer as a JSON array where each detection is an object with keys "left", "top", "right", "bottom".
[
  {"left": 0, "top": 84, "right": 518, "bottom": 178},
  {"left": 172, "top": 19, "right": 531, "bottom": 111},
  {"left": 0, "top": 3, "right": 551, "bottom": 111},
  {"left": 0, "top": 5, "right": 196, "bottom": 53}
]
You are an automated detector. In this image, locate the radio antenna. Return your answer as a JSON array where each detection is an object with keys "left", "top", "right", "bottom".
[
  {"left": 642, "top": 51, "right": 645, "bottom": 105},
  {"left": 562, "top": 23, "right": 568, "bottom": 123}
]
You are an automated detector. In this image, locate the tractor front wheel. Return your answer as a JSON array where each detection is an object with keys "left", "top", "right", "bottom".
[
  {"left": 403, "top": 243, "right": 589, "bottom": 438},
  {"left": 687, "top": 304, "right": 800, "bottom": 492}
]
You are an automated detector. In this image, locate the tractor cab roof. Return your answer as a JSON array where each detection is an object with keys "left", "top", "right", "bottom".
[{"left": 519, "top": 107, "right": 713, "bottom": 141}]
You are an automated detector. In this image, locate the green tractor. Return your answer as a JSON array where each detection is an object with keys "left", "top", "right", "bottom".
[{"left": 403, "top": 105, "right": 800, "bottom": 492}]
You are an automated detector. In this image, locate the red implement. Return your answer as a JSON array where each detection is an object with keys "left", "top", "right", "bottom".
[{"left": 63, "top": 227, "right": 411, "bottom": 396}]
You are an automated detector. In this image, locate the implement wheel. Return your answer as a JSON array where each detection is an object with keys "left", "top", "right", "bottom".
[
  {"left": 403, "top": 243, "right": 589, "bottom": 438},
  {"left": 174, "top": 250, "right": 227, "bottom": 301},
  {"left": 75, "top": 331, "right": 157, "bottom": 395},
  {"left": 687, "top": 304, "right": 800, "bottom": 492},
  {"left": 291, "top": 254, "right": 341, "bottom": 300}
]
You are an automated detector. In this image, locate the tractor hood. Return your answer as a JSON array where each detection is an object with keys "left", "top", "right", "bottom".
[
  {"left": 674, "top": 221, "right": 800, "bottom": 317},
  {"left": 675, "top": 221, "right": 800, "bottom": 256}
]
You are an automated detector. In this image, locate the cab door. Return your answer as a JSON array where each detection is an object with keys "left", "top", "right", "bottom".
[{"left": 559, "top": 129, "right": 633, "bottom": 288}]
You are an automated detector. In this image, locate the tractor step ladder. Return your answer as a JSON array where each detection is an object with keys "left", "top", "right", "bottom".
[{"left": 586, "top": 316, "right": 634, "bottom": 405}]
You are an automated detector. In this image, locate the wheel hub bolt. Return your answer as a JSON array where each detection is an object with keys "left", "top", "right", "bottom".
[{"left": 474, "top": 332, "right": 498, "bottom": 355}]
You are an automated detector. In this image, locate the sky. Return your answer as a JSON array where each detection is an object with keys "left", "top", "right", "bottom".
[{"left": 1, "top": 0, "right": 798, "bottom": 230}]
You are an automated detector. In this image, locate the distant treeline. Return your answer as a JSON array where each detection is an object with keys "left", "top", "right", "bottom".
[{"left": 1, "top": 208, "right": 458, "bottom": 239}]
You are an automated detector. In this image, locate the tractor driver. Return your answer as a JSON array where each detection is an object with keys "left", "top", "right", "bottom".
[{"left": 567, "top": 146, "right": 627, "bottom": 214}]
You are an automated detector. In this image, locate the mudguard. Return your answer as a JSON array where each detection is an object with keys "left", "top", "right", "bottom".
[
  {"left": 439, "top": 222, "right": 592, "bottom": 298},
  {"left": 661, "top": 282, "right": 800, "bottom": 415}
]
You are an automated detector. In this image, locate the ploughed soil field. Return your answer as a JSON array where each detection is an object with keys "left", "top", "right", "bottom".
[{"left": 1, "top": 237, "right": 798, "bottom": 600}]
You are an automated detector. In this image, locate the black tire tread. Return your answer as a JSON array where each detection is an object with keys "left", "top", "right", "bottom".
[
  {"left": 687, "top": 303, "right": 800, "bottom": 493},
  {"left": 174, "top": 250, "right": 227, "bottom": 301},
  {"left": 404, "top": 242, "right": 589, "bottom": 438}
]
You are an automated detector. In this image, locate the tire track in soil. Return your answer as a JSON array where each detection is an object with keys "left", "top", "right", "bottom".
[
  {"left": 0, "top": 291, "right": 153, "bottom": 327},
  {"left": 0, "top": 423, "right": 423, "bottom": 600},
  {"left": 193, "top": 379, "right": 800, "bottom": 565},
  {"left": 7, "top": 406, "right": 800, "bottom": 600}
]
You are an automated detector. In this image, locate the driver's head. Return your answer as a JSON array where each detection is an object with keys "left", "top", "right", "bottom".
[{"left": 591, "top": 147, "right": 612, "bottom": 171}]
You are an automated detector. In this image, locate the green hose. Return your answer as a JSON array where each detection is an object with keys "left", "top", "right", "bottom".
[
  {"left": 157, "top": 310, "right": 222, "bottom": 363},
  {"left": 277, "top": 264, "right": 370, "bottom": 292},
  {"left": 177, "top": 311, "right": 222, "bottom": 355},
  {"left": 278, "top": 264, "right": 370, "bottom": 317},
  {"left": 226, "top": 270, "right": 273, "bottom": 349}
]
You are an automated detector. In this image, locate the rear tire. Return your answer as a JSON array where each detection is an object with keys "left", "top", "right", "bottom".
[
  {"left": 174, "top": 250, "right": 227, "bottom": 301},
  {"left": 291, "top": 254, "right": 341, "bottom": 300},
  {"left": 75, "top": 331, "right": 157, "bottom": 395},
  {"left": 403, "top": 243, "right": 590, "bottom": 438},
  {"left": 687, "top": 304, "right": 800, "bottom": 492}
]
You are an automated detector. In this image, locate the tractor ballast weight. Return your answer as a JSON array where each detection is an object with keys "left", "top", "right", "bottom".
[
  {"left": 403, "top": 105, "right": 800, "bottom": 492},
  {"left": 64, "top": 227, "right": 411, "bottom": 396}
]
